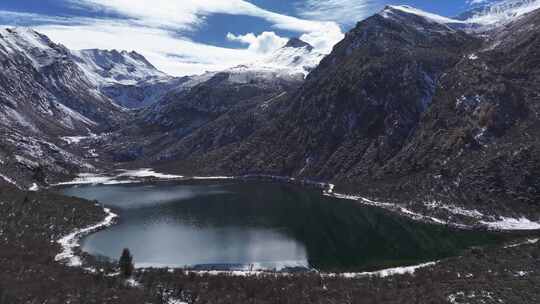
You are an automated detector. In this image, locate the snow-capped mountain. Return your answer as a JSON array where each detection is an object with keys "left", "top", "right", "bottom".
[
  {"left": 458, "top": 0, "right": 540, "bottom": 27},
  {"left": 0, "top": 28, "right": 123, "bottom": 132},
  {"left": 0, "top": 27, "right": 127, "bottom": 187},
  {"left": 72, "top": 49, "right": 167, "bottom": 86},
  {"left": 0, "top": 27, "right": 70, "bottom": 70},
  {"left": 226, "top": 37, "right": 325, "bottom": 81},
  {"left": 379, "top": 5, "right": 467, "bottom": 27},
  {"left": 71, "top": 49, "right": 183, "bottom": 109},
  {"left": 379, "top": 2, "right": 540, "bottom": 32}
]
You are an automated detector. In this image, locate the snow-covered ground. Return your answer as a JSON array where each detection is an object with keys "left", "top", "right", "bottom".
[
  {"left": 56, "top": 172, "right": 540, "bottom": 231},
  {"left": 71, "top": 49, "right": 167, "bottom": 87},
  {"left": 464, "top": 0, "right": 540, "bottom": 27},
  {"left": 117, "top": 168, "right": 184, "bottom": 179},
  {"left": 504, "top": 238, "right": 539, "bottom": 248},
  {"left": 326, "top": 184, "right": 540, "bottom": 231},
  {"left": 481, "top": 217, "right": 540, "bottom": 230},
  {"left": 28, "top": 183, "right": 39, "bottom": 191},
  {"left": 337, "top": 261, "right": 439, "bottom": 279},
  {"left": 0, "top": 174, "right": 17, "bottom": 187},
  {"left": 55, "top": 207, "right": 118, "bottom": 267},
  {"left": 55, "top": 169, "right": 184, "bottom": 186},
  {"left": 381, "top": 5, "right": 467, "bottom": 25}
]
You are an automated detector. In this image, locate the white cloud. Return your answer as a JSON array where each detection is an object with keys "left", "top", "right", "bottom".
[
  {"left": 299, "top": 25, "right": 344, "bottom": 54},
  {"left": 35, "top": 21, "right": 258, "bottom": 76},
  {"left": 69, "top": 0, "right": 340, "bottom": 34},
  {"left": 296, "top": 0, "right": 384, "bottom": 27},
  {"left": 226, "top": 32, "right": 288, "bottom": 54},
  {"left": 1, "top": 1, "right": 346, "bottom": 76}
]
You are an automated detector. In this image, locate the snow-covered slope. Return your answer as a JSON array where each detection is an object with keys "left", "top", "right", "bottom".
[
  {"left": 227, "top": 38, "right": 325, "bottom": 81},
  {"left": 258, "top": 38, "right": 324, "bottom": 76},
  {"left": 458, "top": 0, "right": 540, "bottom": 27},
  {"left": 71, "top": 49, "right": 167, "bottom": 86},
  {"left": 380, "top": 5, "right": 467, "bottom": 26},
  {"left": 0, "top": 27, "right": 69, "bottom": 70},
  {"left": 71, "top": 49, "right": 182, "bottom": 108},
  {"left": 380, "top": 2, "right": 540, "bottom": 32},
  {"left": 0, "top": 27, "right": 127, "bottom": 187},
  {"left": 0, "top": 28, "right": 121, "bottom": 132}
]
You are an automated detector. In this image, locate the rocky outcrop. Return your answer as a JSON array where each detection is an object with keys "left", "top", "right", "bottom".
[{"left": 0, "top": 28, "right": 127, "bottom": 187}]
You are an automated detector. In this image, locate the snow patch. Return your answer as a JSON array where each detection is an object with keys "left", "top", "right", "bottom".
[
  {"left": 465, "top": 0, "right": 540, "bottom": 27},
  {"left": 0, "top": 174, "right": 17, "bottom": 187},
  {"left": 504, "top": 238, "right": 539, "bottom": 248},
  {"left": 191, "top": 176, "right": 236, "bottom": 180},
  {"left": 167, "top": 299, "right": 188, "bottom": 304},
  {"left": 381, "top": 5, "right": 466, "bottom": 24},
  {"left": 338, "top": 261, "right": 439, "bottom": 279},
  {"left": 28, "top": 183, "right": 39, "bottom": 191},
  {"left": 468, "top": 53, "right": 479, "bottom": 60},
  {"left": 55, "top": 207, "right": 118, "bottom": 267},
  {"left": 117, "top": 168, "right": 183, "bottom": 179},
  {"left": 56, "top": 169, "right": 184, "bottom": 186},
  {"left": 480, "top": 216, "right": 540, "bottom": 230},
  {"left": 72, "top": 49, "right": 167, "bottom": 87},
  {"left": 424, "top": 201, "right": 484, "bottom": 219},
  {"left": 324, "top": 185, "right": 449, "bottom": 226},
  {"left": 125, "top": 278, "right": 141, "bottom": 287},
  {"left": 61, "top": 135, "right": 90, "bottom": 144}
]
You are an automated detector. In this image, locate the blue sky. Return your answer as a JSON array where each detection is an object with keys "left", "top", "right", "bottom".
[{"left": 0, "top": 0, "right": 480, "bottom": 76}]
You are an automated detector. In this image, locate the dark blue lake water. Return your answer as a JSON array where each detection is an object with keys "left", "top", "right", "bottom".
[{"left": 61, "top": 180, "right": 505, "bottom": 271}]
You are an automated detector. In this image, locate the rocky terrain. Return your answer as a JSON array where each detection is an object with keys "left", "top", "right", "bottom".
[
  {"left": 1, "top": 183, "right": 539, "bottom": 304},
  {"left": 0, "top": 28, "right": 129, "bottom": 188},
  {"left": 1, "top": 1, "right": 540, "bottom": 302},
  {"left": 3, "top": 3, "right": 539, "bottom": 223},
  {"left": 71, "top": 48, "right": 185, "bottom": 109},
  {"left": 87, "top": 5, "right": 540, "bottom": 225}
]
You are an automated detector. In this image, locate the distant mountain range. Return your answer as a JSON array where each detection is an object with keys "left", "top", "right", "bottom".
[{"left": 1, "top": 0, "right": 540, "bottom": 223}]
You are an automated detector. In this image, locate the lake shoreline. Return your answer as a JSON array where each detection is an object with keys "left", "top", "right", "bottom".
[
  {"left": 53, "top": 168, "right": 540, "bottom": 232},
  {"left": 4, "top": 181, "right": 540, "bottom": 303},
  {"left": 53, "top": 171, "right": 536, "bottom": 275}
]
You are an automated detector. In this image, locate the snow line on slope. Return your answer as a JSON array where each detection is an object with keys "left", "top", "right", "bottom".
[
  {"left": 55, "top": 172, "right": 540, "bottom": 231},
  {"left": 325, "top": 184, "right": 540, "bottom": 231},
  {"left": 117, "top": 168, "right": 184, "bottom": 179},
  {"left": 504, "top": 238, "right": 539, "bottom": 249},
  {"left": 55, "top": 207, "right": 118, "bottom": 267},
  {"left": 481, "top": 217, "right": 540, "bottom": 230},
  {"left": 0, "top": 174, "right": 18, "bottom": 187},
  {"left": 54, "top": 169, "right": 184, "bottom": 186},
  {"left": 28, "top": 183, "right": 39, "bottom": 191},
  {"left": 323, "top": 185, "right": 452, "bottom": 228},
  {"left": 333, "top": 261, "right": 439, "bottom": 279}
]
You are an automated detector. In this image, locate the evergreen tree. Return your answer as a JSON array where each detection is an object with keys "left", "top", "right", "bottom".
[{"left": 119, "top": 248, "right": 134, "bottom": 277}]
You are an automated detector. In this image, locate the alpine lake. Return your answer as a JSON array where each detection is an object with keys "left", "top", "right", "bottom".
[{"left": 59, "top": 179, "right": 514, "bottom": 272}]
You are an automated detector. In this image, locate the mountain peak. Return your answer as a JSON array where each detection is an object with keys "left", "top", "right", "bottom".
[
  {"left": 458, "top": 0, "right": 540, "bottom": 26},
  {"left": 71, "top": 48, "right": 167, "bottom": 87},
  {"left": 380, "top": 5, "right": 466, "bottom": 25},
  {"left": 284, "top": 38, "right": 314, "bottom": 51}
]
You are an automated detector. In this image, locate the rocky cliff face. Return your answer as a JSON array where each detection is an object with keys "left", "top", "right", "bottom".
[
  {"left": 378, "top": 8, "right": 540, "bottom": 215},
  {"left": 169, "top": 6, "right": 480, "bottom": 176},
  {"left": 71, "top": 49, "right": 182, "bottom": 108},
  {"left": 2, "top": 3, "right": 540, "bottom": 219},
  {"left": 113, "top": 5, "right": 540, "bottom": 217},
  {"left": 0, "top": 28, "right": 127, "bottom": 187},
  {"left": 100, "top": 38, "right": 319, "bottom": 162}
]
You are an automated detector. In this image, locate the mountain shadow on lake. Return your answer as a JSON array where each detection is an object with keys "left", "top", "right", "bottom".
[{"left": 61, "top": 181, "right": 507, "bottom": 272}]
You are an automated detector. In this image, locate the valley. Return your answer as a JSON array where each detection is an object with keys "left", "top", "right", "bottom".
[{"left": 1, "top": 0, "right": 540, "bottom": 303}]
